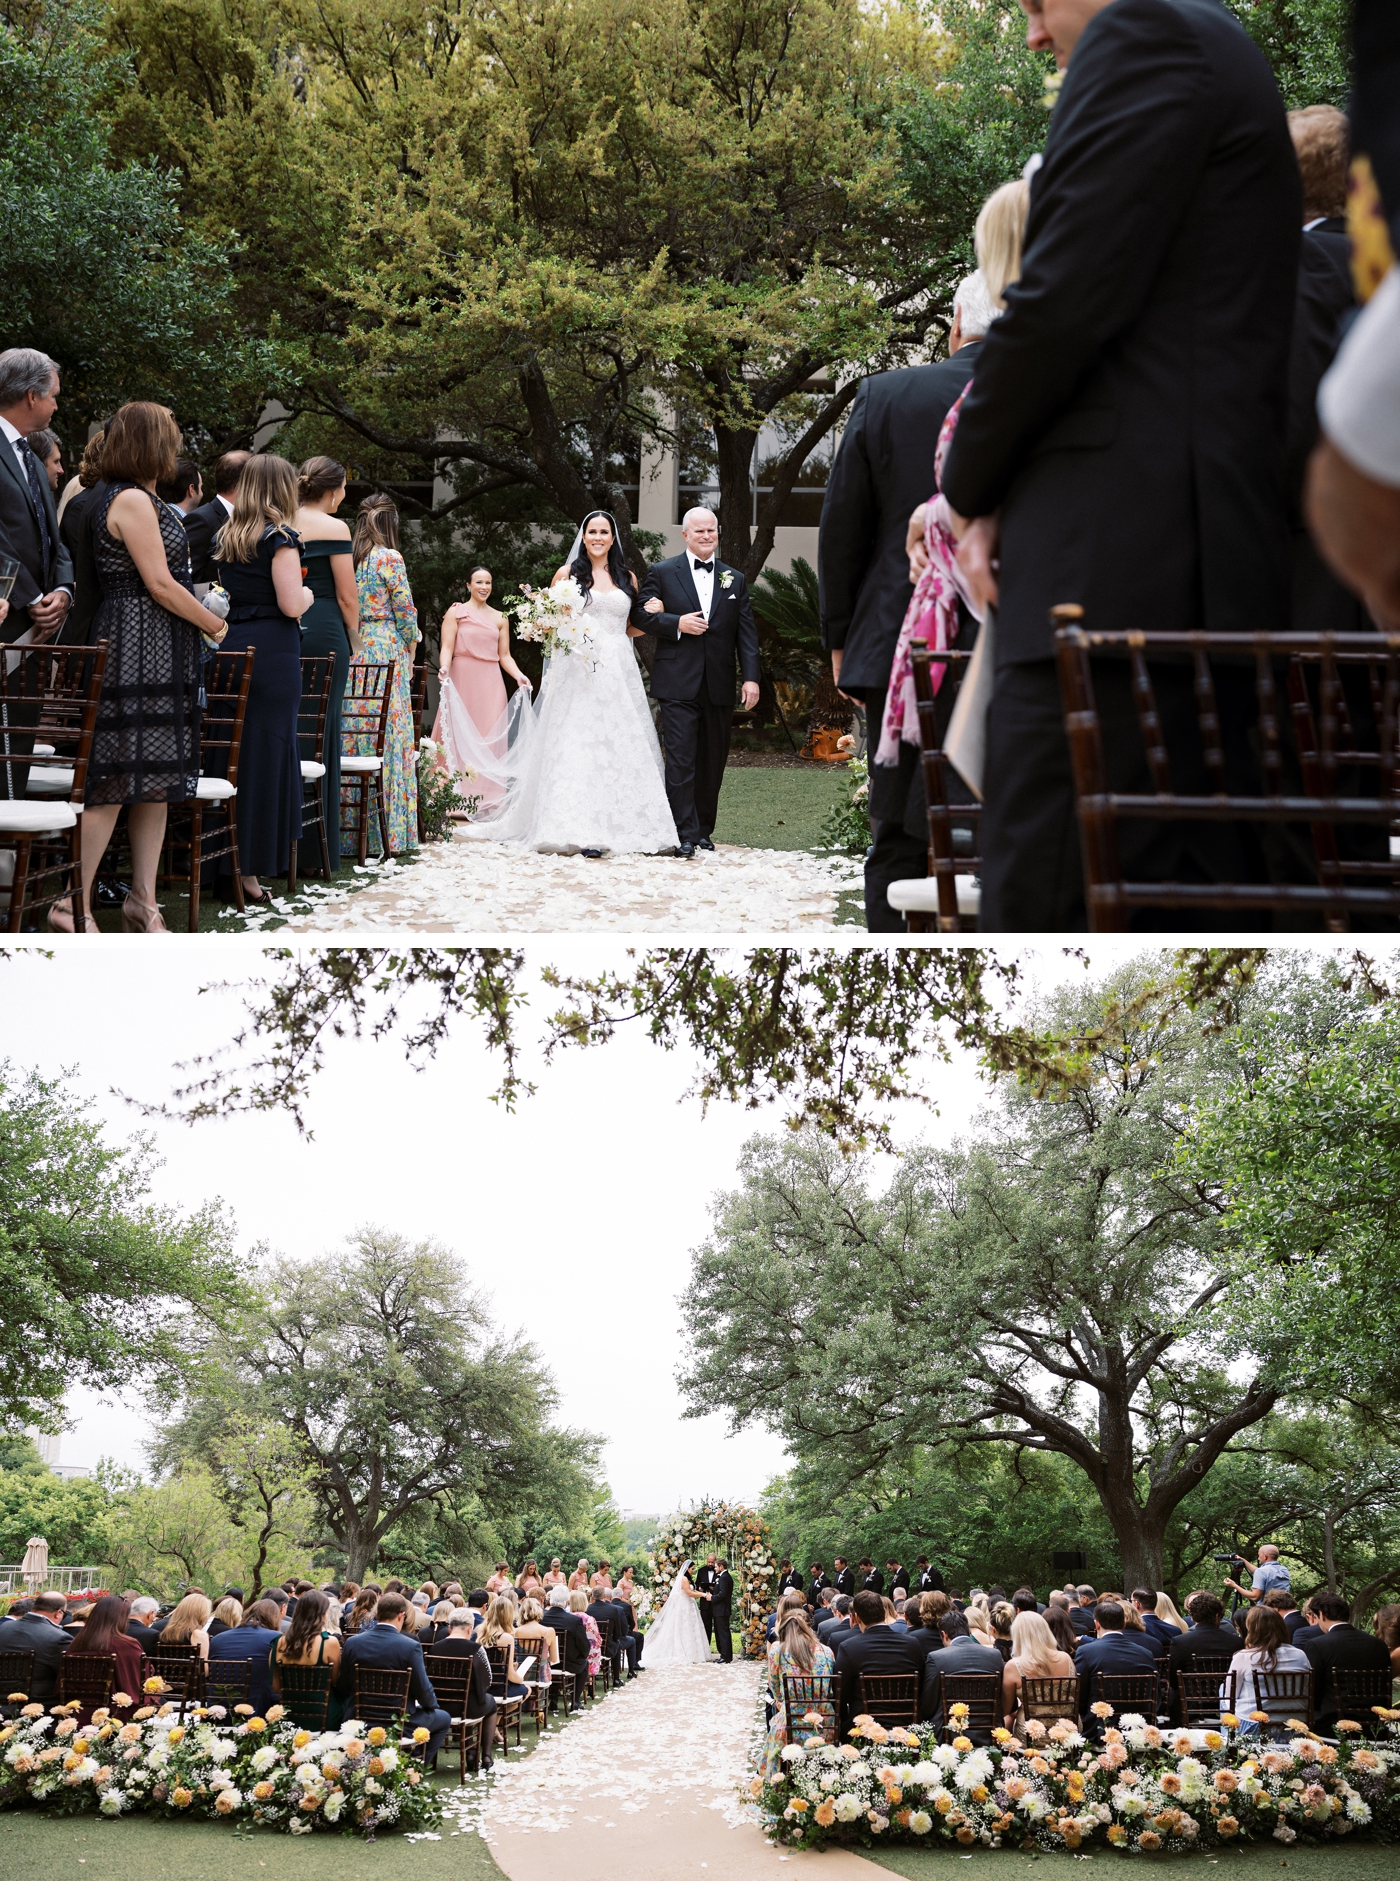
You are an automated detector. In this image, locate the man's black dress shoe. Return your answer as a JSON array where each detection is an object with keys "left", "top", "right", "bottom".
[
  {"left": 696, "top": 836, "right": 715, "bottom": 851},
  {"left": 676, "top": 842, "right": 696, "bottom": 858},
  {"left": 581, "top": 847, "right": 604, "bottom": 858}
]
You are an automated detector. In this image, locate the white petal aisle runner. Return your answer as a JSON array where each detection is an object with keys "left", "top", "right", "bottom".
[
  {"left": 443, "top": 1663, "right": 873, "bottom": 1881},
  {"left": 222, "top": 837, "right": 862, "bottom": 934}
]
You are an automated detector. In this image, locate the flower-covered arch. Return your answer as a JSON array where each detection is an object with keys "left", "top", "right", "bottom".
[{"left": 649, "top": 1498, "right": 776, "bottom": 1659}]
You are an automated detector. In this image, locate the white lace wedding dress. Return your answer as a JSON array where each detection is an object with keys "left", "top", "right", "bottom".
[
  {"left": 451, "top": 585, "right": 678, "bottom": 854},
  {"left": 643, "top": 1562, "right": 713, "bottom": 1667}
]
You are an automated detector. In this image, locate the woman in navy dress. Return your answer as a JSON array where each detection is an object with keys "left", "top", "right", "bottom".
[
  {"left": 213, "top": 455, "right": 311, "bottom": 900},
  {"left": 294, "top": 456, "right": 359, "bottom": 874}
]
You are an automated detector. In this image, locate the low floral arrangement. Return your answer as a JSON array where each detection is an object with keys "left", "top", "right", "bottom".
[
  {"left": 818, "top": 740, "right": 869, "bottom": 854},
  {"left": 0, "top": 1684, "right": 443, "bottom": 1840},
  {"left": 417, "top": 736, "right": 479, "bottom": 842},
  {"left": 649, "top": 1499, "right": 776, "bottom": 1661},
  {"left": 509, "top": 577, "right": 596, "bottom": 663},
  {"left": 750, "top": 1703, "right": 1400, "bottom": 1854}
]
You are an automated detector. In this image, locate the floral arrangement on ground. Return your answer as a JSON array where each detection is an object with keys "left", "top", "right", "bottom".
[
  {"left": 649, "top": 1498, "right": 776, "bottom": 1661},
  {"left": 750, "top": 1703, "right": 1400, "bottom": 1854},
  {"left": 0, "top": 1687, "right": 443, "bottom": 1838}
]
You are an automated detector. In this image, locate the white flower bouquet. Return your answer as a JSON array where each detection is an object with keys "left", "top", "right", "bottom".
[{"left": 509, "top": 576, "right": 595, "bottom": 661}]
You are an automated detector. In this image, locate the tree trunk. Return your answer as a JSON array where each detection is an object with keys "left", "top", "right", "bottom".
[
  {"left": 713, "top": 422, "right": 759, "bottom": 576},
  {"left": 1324, "top": 1506, "right": 1337, "bottom": 1593},
  {"left": 340, "top": 1521, "right": 379, "bottom": 1584}
]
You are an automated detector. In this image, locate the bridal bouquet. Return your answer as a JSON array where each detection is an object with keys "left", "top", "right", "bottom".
[{"left": 509, "top": 577, "right": 596, "bottom": 661}]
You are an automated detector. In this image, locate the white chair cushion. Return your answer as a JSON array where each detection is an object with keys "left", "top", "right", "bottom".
[
  {"left": 34, "top": 743, "right": 55, "bottom": 756},
  {"left": 195, "top": 776, "right": 237, "bottom": 801},
  {"left": 341, "top": 755, "right": 383, "bottom": 773},
  {"left": 887, "top": 876, "right": 981, "bottom": 917},
  {"left": 0, "top": 801, "right": 78, "bottom": 833},
  {"left": 301, "top": 760, "right": 327, "bottom": 781},
  {"left": 26, "top": 765, "right": 75, "bottom": 794}
]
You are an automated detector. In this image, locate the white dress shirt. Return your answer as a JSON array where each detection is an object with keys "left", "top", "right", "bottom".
[{"left": 689, "top": 552, "right": 716, "bottom": 620}]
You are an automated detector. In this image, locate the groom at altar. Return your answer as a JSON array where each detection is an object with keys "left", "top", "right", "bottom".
[
  {"left": 709, "top": 1562, "right": 734, "bottom": 1663},
  {"left": 635, "top": 508, "right": 760, "bottom": 858}
]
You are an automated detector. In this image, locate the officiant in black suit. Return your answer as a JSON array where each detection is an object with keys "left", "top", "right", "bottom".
[
  {"left": 940, "top": 0, "right": 1299, "bottom": 931},
  {"left": 634, "top": 507, "right": 760, "bottom": 858},
  {"left": 710, "top": 1563, "right": 734, "bottom": 1663},
  {"left": 694, "top": 1557, "right": 719, "bottom": 1646}
]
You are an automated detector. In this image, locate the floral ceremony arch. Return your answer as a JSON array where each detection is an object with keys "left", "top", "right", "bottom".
[{"left": 649, "top": 1498, "right": 777, "bottom": 1659}]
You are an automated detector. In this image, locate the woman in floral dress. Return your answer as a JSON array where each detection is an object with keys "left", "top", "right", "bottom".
[
  {"left": 570, "top": 1588, "right": 603, "bottom": 1677},
  {"left": 761, "top": 1594, "right": 835, "bottom": 1780},
  {"left": 350, "top": 493, "right": 420, "bottom": 854}
]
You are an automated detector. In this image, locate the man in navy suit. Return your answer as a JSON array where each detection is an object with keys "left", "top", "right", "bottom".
[
  {"left": 919, "top": 1610, "right": 1004, "bottom": 1739},
  {"left": 1074, "top": 1602, "right": 1158, "bottom": 1728},
  {"left": 1131, "top": 1588, "right": 1180, "bottom": 1655},
  {"left": 817, "top": 1595, "right": 853, "bottom": 1646},
  {"left": 1070, "top": 1586, "right": 1098, "bottom": 1637},
  {"left": 832, "top": 1591, "right": 926, "bottom": 1735},
  {"left": 634, "top": 507, "right": 760, "bottom": 857},
  {"left": 335, "top": 1593, "right": 450, "bottom": 1762}
]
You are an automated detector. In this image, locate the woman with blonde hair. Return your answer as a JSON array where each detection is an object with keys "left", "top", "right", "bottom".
[
  {"left": 973, "top": 177, "right": 1031, "bottom": 310},
  {"left": 1155, "top": 1591, "right": 1189, "bottom": 1632},
  {"left": 159, "top": 1591, "right": 214, "bottom": 1662},
  {"left": 1002, "top": 1610, "right": 1078, "bottom": 1731},
  {"left": 513, "top": 1594, "right": 559, "bottom": 1695},
  {"left": 759, "top": 1597, "right": 835, "bottom": 1779},
  {"left": 350, "top": 493, "right": 419, "bottom": 855},
  {"left": 207, "top": 1596, "right": 243, "bottom": 1639},
  {"left": 70, "top": 401, "right": 226, "bottom": 931},
  {"left": 213, "top": 453, "right": 313, "bottom": 903},
  {"left": 294, "top": 456, "right": 359, "bottom": 874}
]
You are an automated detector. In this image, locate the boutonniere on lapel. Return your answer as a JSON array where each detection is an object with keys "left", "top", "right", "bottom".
[{"left": 719, "top": 572, "right": 733, "bottom": 590}]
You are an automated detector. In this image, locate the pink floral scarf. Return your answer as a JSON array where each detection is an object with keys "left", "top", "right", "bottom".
[{"left": 876, "top": 385, "right": 981, "bottom": 768}]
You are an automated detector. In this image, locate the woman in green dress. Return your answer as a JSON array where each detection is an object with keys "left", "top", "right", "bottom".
[{"left": 294, "top": 456, "right": 360, "bottom": 873}]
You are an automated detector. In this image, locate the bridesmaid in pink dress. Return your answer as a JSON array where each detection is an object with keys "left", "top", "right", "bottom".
[{"left": 431, "top": 566, "right": 532, "bottom": 809}]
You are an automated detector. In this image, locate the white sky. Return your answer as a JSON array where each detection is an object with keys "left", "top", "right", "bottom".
[{"left": 0, "top": 939, "right": 1351, "bottom": 1515}]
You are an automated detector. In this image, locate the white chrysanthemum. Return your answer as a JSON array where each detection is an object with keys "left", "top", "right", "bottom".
[
  {"left": 908, "top": 1810, "right": 932, "bottom": 1833},
  {"left": 1118, "top": 1714, "right": 1147, "bottom": 1731},
  {"left": 934, "top": 1743, "right": 960, "bottom": 1769},
  {"left": 907, "top": 1761, "right": 941, "bottom": 1787},
  {"left": 834, "top": 1794, "right": 861, "bottom": 1823},
  {"left": 847, "top": 1760, "right": 870, "bottom": 1779},
  {"left": 250, "top": 1745, "right": 278, "bottom": 1773},
  {"left": 377, "top": 1746, "right": 398, "bottom": 1771},
  {"left": 99, "top": 1789, "right": 127, "bottom": 1816},
  {"left": 1346, "top": 1797, "right": 1372, "bottom": 1823},
  {"left": 781, "top": 1744, "right": 806, "bottom": 1763}
]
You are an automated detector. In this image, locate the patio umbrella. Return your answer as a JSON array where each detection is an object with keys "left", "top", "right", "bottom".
[{"left": 21, "top": 1537, "right": 48, "bottom": 1593}]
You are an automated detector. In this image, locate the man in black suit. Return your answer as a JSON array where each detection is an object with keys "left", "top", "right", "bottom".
[
  {"left": 916, "top": 1556, "right": 945, "bottom": 1596},
  {"left": 1165, "top": 1592, "right": 1243, "bottom": 1679},
  {"left": 1073, "top": 1602, "right": 1158, "bottom": 1727},
  {"left": 709, "top": 1563, "right": 734, "bottom": 1663},
  {"left": 833, "top": 1590, "right": 926, "bottom": 1735},
  {"left": 859, "top": 1559, "right": 884, "bottom": 1596},
  {"left": 818, "top": 302, "right": 983, "bottom": 930},
  {"left": 777, "top": 1561, "right": 806, "bottom": 1597},
  {"left": 919, "top": 1609, "right": 1004, "bottom": 1738},
  {"left": 1303, "top": 1592, "right": 1392, "bottom": 1733},
  {"left": 540, "top": 1586, "right": 591, "bottom": 1709},
  {"left": 0, "top": 349, "right": 73, "bottom": 647},
  {"left": 183, "top": 450, "right": 249, "bottom": 585},
  {"left": 806, "top": 1563, "right": 831, "bottom": 1607},
  {"left": 634, "top": 507, "right": 760, "bottom": 857},
  {"left": 335, "top": 1592, "right": 450, "bottom": 1761},
  {"left": 1262, "top": 1589, "right": 1307, "bottom": 1641},
  {"left": 941, "top": 0, "right": 1300, "bottom": 931},
  {"left": 832, "top": 1558, "right": 856, "bottom": 1599},
  {"left": 602, "top": 1591, "right": 641, "bottom": 1675},
  {"left": 816, "top": 1594, "right": 853, "bottom": 1644},
  {"left": 885, "top": 1559, "right": 910, "bottom": 1595},
  {"left": 587, "top": 1589, "right": 623, "bottom": 1679},
  {"left": 124, "top": 1596, "right": 164, "bottom": 1654},
  {"left": 694, "top": 1556, "right": 719, "bottom": 1647},
  {"left": 426, "top": 1609, "right": 499, "bottom": 1769},
  {"left": 1, "top": 1591, "right": 72, "bottom": 1704}
]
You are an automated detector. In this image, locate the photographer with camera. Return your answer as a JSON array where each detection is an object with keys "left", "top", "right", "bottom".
[{"left": 1219, "top": 1543, "right": 1291, "bottom": 1610}]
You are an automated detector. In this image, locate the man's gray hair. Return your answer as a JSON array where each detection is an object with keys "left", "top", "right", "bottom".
[
  {"left": 0, "top": 348, "right": 60, "bottom": 406},
  {"left": 953, "top": 271, "right": 1001, "bottom": 342},
  {"left": 681, "top": 506, "right": 717, "bottom": 530},
  {"left": 448, "top": 1608, "right": 473, "bottom": 1629},
  {"left": 549, "top": 1584, "right": 571, "bottom": 1607},
  {"left": 129, "top": 1596, "right": 159, "bottom": 1618}
]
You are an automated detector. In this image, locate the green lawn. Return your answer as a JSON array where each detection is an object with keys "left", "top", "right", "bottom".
[
  {"left": 713, "top": 761, "right": 852, "bottom": 852},
  {"left": 860, "top": 1842, "right": 1399, "bottom": 1877}
]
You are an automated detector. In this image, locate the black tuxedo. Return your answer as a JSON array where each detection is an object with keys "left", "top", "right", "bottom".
[
  {"left": 1303, "top": 1623, "right": 1391, "bottom": 1732},
  {"left": 601, "top": 1597, "right": 640, "bottom": 1674},
  {"left": 1069, "top": 1604, "right": 1098, "bottom": 1638},
  {"left": 817, "top": 354, "right": 979, "bottom": 929},
  {"left": 183, "top": 496, "right": 230, "bottom": 585},
  {"left": 833, "top": 1623, "right": 926, "bottom": 1734},
  {"left": 633, "top": 553, "right": 759, "bottom": 845},
  {"left": 694, "top": 1564, "right": 718, "bottom": 1646},
  {"left": 0, "top": 431, "right": 72, "bottom": 639},
  {"left": 861, "top": 1569, "right": 884, "bottom": 1597},
  {"left": 426, "top": 1635, "right": 497, "bottom": 1719},
  {"left": 833, "top": 1568, "right": 856, "bottom": 1599},
  {"left": 807, "top": 1573, "right": 831, "bottom": 1606},
  {"left": 1166, "top": 1621, "right": 1242, "bottom": 1677},
  {"left": 710, "top": 1568, "right": 734, "bottom": 1664},
  {"left": 888, "top": 1566, "right": 910, "bottom": 1594},
  {"left": 918, "top": 1566, "right": 944, "bottom": 1595},
  {"left": 587, "top": 1596, "right": 622, "bottom": 1671},
  {"left": 778, "top": 1570, "right": 806, "bottom": 1596},
  {"left": 940, "top": 0, "right": 1300, "bottom": 931}
]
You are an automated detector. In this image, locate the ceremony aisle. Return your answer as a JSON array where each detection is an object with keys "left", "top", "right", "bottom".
[
  {"left": 450, "top": 1663, "right": 870, "bottom": 1881},
  {"left": 228, "top": 837, "right": 863, "bottom": 933}
]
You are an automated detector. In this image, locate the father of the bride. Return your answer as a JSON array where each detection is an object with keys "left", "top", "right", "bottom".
[{"left": 635, "top": 508, "right": 760, "bottom": 858}]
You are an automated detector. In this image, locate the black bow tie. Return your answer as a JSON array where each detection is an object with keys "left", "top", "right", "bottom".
[{"left": 692, "top": 560, "right": 714, "bottom": 573}]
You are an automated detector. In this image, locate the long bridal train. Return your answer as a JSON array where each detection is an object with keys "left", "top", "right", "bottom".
[
  {"left": 437, "top": 586, "right": 678, "bottom": 855},
  {"left": 642, "top": 1558, "right": 715, "bottom": 1667}
]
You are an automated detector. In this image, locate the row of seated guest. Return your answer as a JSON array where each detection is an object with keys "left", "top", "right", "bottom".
[{"left": 760, "top": 1582, "right": 1397, "bottom": 1767}]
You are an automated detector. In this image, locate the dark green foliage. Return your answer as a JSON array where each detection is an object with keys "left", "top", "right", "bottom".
[{"left": 1224, "top": 0, "right": 1352, "bottom": 108}]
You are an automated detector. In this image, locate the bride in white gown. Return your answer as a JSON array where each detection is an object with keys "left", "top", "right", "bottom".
[
  {"left": 642, "top": 1558, "right": 714, "bottom": 1667},
  {"left": 442, "top": 510, "right": 678, "bottom": 855}
]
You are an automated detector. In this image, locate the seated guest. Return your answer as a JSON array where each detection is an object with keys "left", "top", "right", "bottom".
[
  {"left": 335, "top": 1592, "right": 450, "bottom": 1763},
  {"left": 1227, "top": 1604, "right": 1312, "bottom": 1729},
  {"left": 1002, "top": 1611, "right": 1078, "bottom": 1734},
  {"left": 761, "top": 1599, "right": 836, "bottom": 1779},
  {"left": 570, "top": 1587, "right": 603, "bottom": 1678},
  {"left": 207, "top": 1596, "right": 242, "bottom": 1640},
  {"left": 125, "top": 1596, "right": 163, "bottom": 1653},
  {"left": 920, "top": 1608, "right": 1004, "bottom": 1739},
  {"left": 817, "top": 1594, "right": 854, "bottom": 1646},
  {"left": 1154, "top": 1592, "right": 1190, "bottom": 1634},
  {"left": 464, "top": 1589, "right": 490, "bottom": 1635},
  {"left": 1262, "top": 1587, "right": 1306, "bottom": 1639},
  {"left": 1074, "top": 1602, "right": 1157, "bottom": 1727},
  {"left": 586, "top": 1586, "right": 622, "bottom": 1674},
  {"left": 964, "top": 1600, "right": 996, "bottom": 1648},
  {"left": 1376, "top": 1603, "right": 1400, "bottom": 1678},
  {"left": 832, "top": 1589, "right": 924, "bottom": 1737},
  {"left": 431, "top": 1608, "right": 499, "bottom": 1771},
  {"left": 1302, "top": 1591, "right": 1392, "bottom": 1734},
  {"left": 160, "top": 1592, "right": 214, "bottom": 1663},
  {"left": 603, "top": 1588, "right": 641, "bottom": 1675},
  {"left": 1043, "top": 1605, "right": 1081, "bottom": 1658},
  {"left": 514, "top": 1595, "right": 560, "bottom": 1690},
  {"left": 1132, "top": 1587, "right": 1180, "bottom": 1655},
  {"left": 206, "top": 1598, "right": 281, "bottom": 1711},
  {"left": 1292, "top": 1595, "right": 1324, "bottom": 1648},
  {"left": 480, "top": 1595, "right": 529, "bottom": 1700},
  {"left": 272, "top": 1589, "right": 341, "bottom": 1717},
  {"left": 541, "top": 1585, "right": 590, "bottom": 1708},
  {"left": 3, "top": 1592, "right": 73, "bottom": 1703},
  {"left": 263, "top": 1588, "right": 291, "bottom": 1633},
  {"left": 1070, "top": 1586, "right": 1098, "bottom": 1638},
  {"left": 1011, "top": 1589, "right": 1040, "bottom": 1616},
  {"left": 904, "top": 1593, "right": 943, "bottom": 1659},
  {"left": 343, "top": 1587, "right": 378, "bottom": 1637},
  {"left": 63, "top": 1595, "right": 143, "bottom": 1722},
  {"left": 989, "top": 1601, "right": 1016, "bottom": 1661},
  {"left": 890, "top": 1592, "right": 910, "bottom": 1632}
]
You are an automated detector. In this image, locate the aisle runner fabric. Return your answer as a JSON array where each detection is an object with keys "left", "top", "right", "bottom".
[
  {"left": 226, "top": 839, "right": 862, "bottom": 933},
  {"left": 446, "top": 1663, "right": 764, "bottom": 1843}
]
